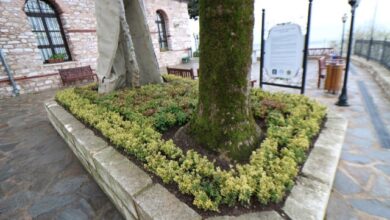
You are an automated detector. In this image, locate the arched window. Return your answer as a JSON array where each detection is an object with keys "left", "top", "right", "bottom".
[
  {"left": 24, "top": 0, "right": 71, "bottom": 63},
  {"left": 156, "top": 11, "right": 168, "bottom": 51}
]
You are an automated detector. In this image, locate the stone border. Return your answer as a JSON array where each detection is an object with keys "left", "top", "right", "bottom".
[
  {"left": 352, "top": 56, "right": 390, "bottom": 100},
  {"left": 45, "top": 101, "right": 348, "bottom": 220}
]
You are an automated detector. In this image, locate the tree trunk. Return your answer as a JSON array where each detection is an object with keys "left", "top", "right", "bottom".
[{"left": 190, "top": 0, "right": 260, "bottom": 161}]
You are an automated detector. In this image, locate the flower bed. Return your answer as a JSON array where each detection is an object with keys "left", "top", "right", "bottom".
[{"left": 55, "top": 75, "right": 326, "bottom": 212}]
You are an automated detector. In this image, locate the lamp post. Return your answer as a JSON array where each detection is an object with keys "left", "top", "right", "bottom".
[
  {"left": 340, "top": 13, "right": 348, "bottom": 57},
  {"left": 336, "top": 0, "right": 360, "bottom": 107},
  {"left": 367, "top": 0, "right": 378, "bottom": 61}
]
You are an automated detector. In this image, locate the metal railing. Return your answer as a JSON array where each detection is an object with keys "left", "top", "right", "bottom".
[{"left": 354, "top": 39, "right": 390, "bottom": 70}]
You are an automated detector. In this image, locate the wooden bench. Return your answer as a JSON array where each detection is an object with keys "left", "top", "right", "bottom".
[
  {"left": 59, "top": 66, "right": 98, "bottom": 86},
  {"left": 317, "top": 57, "right": 326, "bottom": 88},
  {"left": 167, "top": 67, "right": 195, "bottom": 80},
  {"left": 250, "top": 80, "right": 257, "bottom": 88}
]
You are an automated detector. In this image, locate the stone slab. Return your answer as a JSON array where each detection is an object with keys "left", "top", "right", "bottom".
[
  {"left": 283, "top": 110, "right": 348, "bottom": 220},
  {"left": 205, "top": 211, "right": 283, "bottom": 220},
  {"left": 302, "top": 112, "right": 348, "bottom": 186},
  {"left": 282, "top": 176, "right": 329, "bottom": 220},
  {"left": 134, "top": 184, "right": 201, "bottom": 220}
]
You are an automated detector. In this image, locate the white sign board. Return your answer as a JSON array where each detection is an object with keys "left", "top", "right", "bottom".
[{"left": 265, "top": 23, "right": 304, "bottom": 79}]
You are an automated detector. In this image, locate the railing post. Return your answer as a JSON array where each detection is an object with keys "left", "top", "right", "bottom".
[
  {"left": 259, "top": 9, "right": 265, "bottom": 89},
  {"left": 381, "top": 38, "right": 387, "bottom": 65}
]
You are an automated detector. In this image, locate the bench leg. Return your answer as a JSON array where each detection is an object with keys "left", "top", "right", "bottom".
[{"left": 317, "top": 71, "right": 321, "bottom": 88}]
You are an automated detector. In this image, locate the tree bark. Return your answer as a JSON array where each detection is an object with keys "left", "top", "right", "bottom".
[{"left": 190, "top": 0, "right": 260, "bottom": 161}]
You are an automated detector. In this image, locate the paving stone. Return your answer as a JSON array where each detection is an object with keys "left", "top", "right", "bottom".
[
  {"left": 344, "top": 136, "right": 373, "bottom": 149},
  {"left": 376, "top": 164, "right": 390, "bottom": 176},
  {"left": 347, "top": 128, "right": 375, "bottom": 140},
  {"left": 0, "top": 91, "right": 122, "bottom": 219},
  {"left": 326, "top": 192, "right": 359, "bottom": 220},
  {"left": 0, "top": 191, "right": 37, "bottom": 214},
  {"left": 135, "top": 184, "right": 201, "bottom": 220},
  {"left": 29, "top": 195, "right": 76, "bottom": 217},
  {"left": 341, "top": 151, "right": 372, "bottom": 164},
  {"left": 79, "top": 181, "right": 106, "bottom": 199},
  {"left": 57, "top": 208, "right": 89, "bottom": 220},
  {"left": 343, "top": 164, "right": 372, "bottom": 187},
  {"left": 333, "top": 170, "right": 362, "bottom": 195},
  {"left": 362, "top": 148, "right": 390, "bottom": 162},
  {"left": 0, "top": 142, "right": 18, "bottom": 152},
  {"left": 371, "top": 176, "right": 390, "bottom": 197},
  {"left": 50, "top": 176, "right": 89, "bottom": 195},
  {"left": 349, "top": 199, "right": 390, "bottom": 219}
]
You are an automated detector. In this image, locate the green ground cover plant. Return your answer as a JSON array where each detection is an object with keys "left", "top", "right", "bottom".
[{"left": 55, "top": 75, "right": 326, "bottom": 212}]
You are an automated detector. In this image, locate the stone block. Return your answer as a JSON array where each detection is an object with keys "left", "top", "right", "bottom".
[
  {"left": 134, "top": 184, "right": 201, "bottom": 220},
  {"left": 93, "top": 147, "right": 153, "bottom": 218},
  {"left": 206, "top": 211, "right": 283, "bottom": 220},
  {"left": 282, "top": 176, "right": 329, "bottom": 220},
  {"left": 302, "top": 111, "right": 347, "bottom": 186},
  {"left": 302, "top": 145, "right": 340, "bottom": 186}
]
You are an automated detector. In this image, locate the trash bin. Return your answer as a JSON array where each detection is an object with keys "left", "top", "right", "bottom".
[{"left": 324, "top": 63, "right": 344, "bottom": 94}]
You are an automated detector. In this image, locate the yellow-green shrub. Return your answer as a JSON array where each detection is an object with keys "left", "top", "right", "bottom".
[{"left": 55, "top": 77, "right": 326, "bottom": 212}]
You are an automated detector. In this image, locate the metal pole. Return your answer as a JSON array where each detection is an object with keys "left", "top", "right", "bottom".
[
  {"left": 367, "top": 0, "right": 378, "bottom": 61},
  {"left": 0, "top": 49, "right": 19, "bottom": 96},
  {"left": 336, "top": 2, "right": 358, "bottom": 107},
  {"left": 259, "top": 9, "right": 265, "bottom": 89},
  {"left": 301, "top": 0, "right": 313, "bottom": 95},
  {"left": 340, "top": 20, "right": 346, "bottom": 57}
]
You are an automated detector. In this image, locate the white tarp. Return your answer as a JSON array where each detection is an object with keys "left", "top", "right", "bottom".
[{"left": 95, "top": 0, "right": 162, "bottom": 93}]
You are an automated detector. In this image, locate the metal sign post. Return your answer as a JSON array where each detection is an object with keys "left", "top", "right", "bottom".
[
  {"left": 259, "top": 9, "right": 265, "bottom": 89},
  {"left": 301, "top": 0, "right": 313, "bottom": 94},
  {"left": 259, "top": 0, "right": 313, "bottom": 95}
]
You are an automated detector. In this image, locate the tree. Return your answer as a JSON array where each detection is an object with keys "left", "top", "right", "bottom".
[{"left": 190, "top": 0, "right": 260, "bottom": 162}]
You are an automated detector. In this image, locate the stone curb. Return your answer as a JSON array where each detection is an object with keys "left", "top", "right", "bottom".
[
  {"left": 45, "top": 101, "right": 201, "bottom": 220},
  {"left": 45, "top": 101, "right": 348, "bottom": 220},
  {"left": 352, "top": 56, "right": 390, "bottom": 100}
]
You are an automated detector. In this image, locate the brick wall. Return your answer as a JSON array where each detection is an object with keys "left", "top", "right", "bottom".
[
  {"left": 0, "top": 0, "right": 98, "bottom": 98},
  {"left": 144, "top": 0, "right": 192, "bottom": 67},
  {"left": 0, "top": 0, "right": 191, "bottom": 98}
]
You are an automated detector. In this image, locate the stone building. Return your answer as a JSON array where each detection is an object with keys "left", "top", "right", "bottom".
[{"left": 0, "top": 0, "right": 192, "bottom": 98}]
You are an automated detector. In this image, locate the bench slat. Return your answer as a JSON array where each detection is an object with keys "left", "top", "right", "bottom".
[{"left": 59, "top": 66, "right": 97, "bottom": 86}]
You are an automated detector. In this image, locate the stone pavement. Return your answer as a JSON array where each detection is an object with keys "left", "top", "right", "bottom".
[
  {"left": 0, "top": 91, "right": 123, "bottom": 219},
  {"left": 254, "top": 60, "right": 390, "bottom": 220},
  {"left": 314, "top": 61, "right": 390, "bottom": 220}
]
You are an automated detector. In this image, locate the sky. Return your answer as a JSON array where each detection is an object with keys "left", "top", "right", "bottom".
[{"left": 189, "top": 0, "right": 390, "bottom": 49}]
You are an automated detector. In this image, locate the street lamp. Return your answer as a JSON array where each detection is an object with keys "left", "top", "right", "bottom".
[
  {"left": 340, "top": 13, "right": 348, "bottom": 57},
  {"left": 336, "top": 0, "right": 360, "bottom": 107}
]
